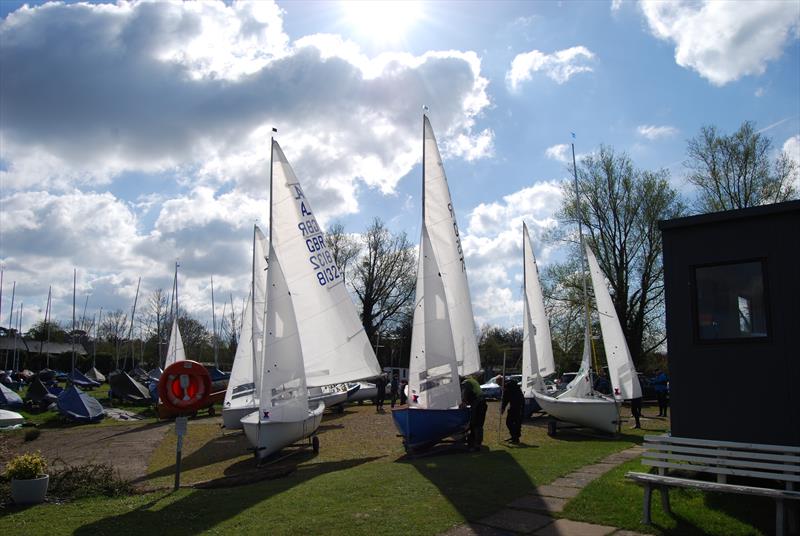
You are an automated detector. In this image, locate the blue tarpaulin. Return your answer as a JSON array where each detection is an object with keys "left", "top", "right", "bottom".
[
  {"left": 57, "top": 385, "right": 105, "bottom": 423},
  {"left": 0, "top": 383, "right": 23, "bottom": 409}
]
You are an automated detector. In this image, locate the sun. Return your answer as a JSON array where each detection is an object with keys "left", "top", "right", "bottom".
[{"left": 340, "top": 0, "right": 424, "bottom": 45}]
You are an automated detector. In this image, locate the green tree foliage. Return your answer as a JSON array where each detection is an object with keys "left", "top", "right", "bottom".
[
  {"left": 478, "top": 325, "right": 523, "bottom": 375},
  {"left": 548, "top": 146, "right": 684, "bottom": 368},
  {"left": 685, "top": 121, "right": 798, "bottom": 212},
  {"left": 25, "top": 319, "right": 67, "bottom": 343}
]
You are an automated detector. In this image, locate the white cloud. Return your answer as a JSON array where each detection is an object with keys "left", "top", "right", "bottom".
[
  {"left": 640, "top": 0, "right": 800, "bottom": 86},
  {"left": 545, "top": 144, "right": 571, "bottom": 163},
  {"left": 461, "top": 181, "right": 563, "bottom": 326},
  {"left": 637, "top": 125, "right": 679, "bottom": 140},
  {"left": 506, "top": 46, "right": 595, "bottom": 91},
  {"left": 611, "top": 0, "right": 623, "bottom": 13},
  {"left": 754, "top": 87, "right": 765, "bottom": 98}
]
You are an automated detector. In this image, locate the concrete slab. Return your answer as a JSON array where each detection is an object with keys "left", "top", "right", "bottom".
[
  {"left": 551, "top": 475, "right": 594, "bottom": 488},
  {"left": 611, "top": 530, "right": 651, "bottom": 536},
  {"left": 569, "top": 471, "right": 603, "bottom": 483},
  {"left": 508, "top": 494, "right": 568, "bottom": 513},
  {"left": 532, "top": 519, "right": 616, "bottom": 536},
  {"left": 438, "top": 522, "right": 518, "bottom": 536},
  {"left": 478, "top": 508, "right": 553, "bottom": 533},
  {"left": 535, "top": 484, "right": 581, "bottom": 499},
  {"left": 578, "top": 463, "right": 617, "bottom": 474}
]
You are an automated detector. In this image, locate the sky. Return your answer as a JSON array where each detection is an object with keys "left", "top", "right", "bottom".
[{"left": 1, "top": 0, "right": 799, "bottom": 338}]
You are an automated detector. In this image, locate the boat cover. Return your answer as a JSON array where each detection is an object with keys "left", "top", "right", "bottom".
[
  {"left": 0, "top": 409, "right": 24, "bottom": 428},
  {"left": 85, "top": 367, "right": 106, "bottom": 383},
  {"left": 38, "top": 369, "right": 57, "bottom": 383},
  {"left": 25, "top": 377, "right": 58, "bottom": 405},
  {"left": 131, "top": 367, "right": 150, "bottom": 383},
  {"left": 206, "top": 366, "right": 230, "bottom": 382},
  {"left": 68, "top": 368, "right": 101, "bottom": 388},
  {"left": 108, "top": 371, "right": 151, "bottom": 403},
  {"left": 57, "top": 385, "right": 105, "bottom": 423},
  {"left": 0, "top": 383, "right": 23, "bottom": 409},
  {"left": 147, "top": 367, "right": 163, "bottom": 382}
]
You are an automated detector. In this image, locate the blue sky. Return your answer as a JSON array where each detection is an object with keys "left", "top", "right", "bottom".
[{"left": 1, "top": 0, "right": 798, "bottom": 336}]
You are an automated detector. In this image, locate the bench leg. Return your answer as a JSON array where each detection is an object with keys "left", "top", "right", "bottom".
[
  {"left": 659, "top": 485, "right": 671, "bottom": 515},
  {"left": 776, "top": 498, "right": 784, "bottom": 536},
  {"left": 642, "top": 483, "right": 652, "bottom": 525}
]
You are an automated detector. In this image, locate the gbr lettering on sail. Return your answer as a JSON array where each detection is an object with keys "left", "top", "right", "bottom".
[{"left": 292, "top": 183, "right": 342, "bottom": 287}]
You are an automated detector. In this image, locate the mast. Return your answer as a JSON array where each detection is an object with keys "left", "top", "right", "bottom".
[
  {"left": 72, "top": 268, "right": 76, "bottom": 375},
  {"left": 126, "top": 277, "right": 141, "bottom": 370},
  {"left": 422, "top": 109, "right": 427, "bottom": 221},
  {"left": 251, "top": 225, "right": 258, "bottom": 386},
  {"left": 96, "top": 307, "right": 102, "bottom": 369},
  {"left": 6, "top": 281, "right": 15, "bottom": 370},
  {"left": 211, "top": 276, "right": 218, "bottom": 368},
  {"left": 15, "top": 303, "right": 22, "bottom": 371},
  {"left": 39, "top": 286, "right": 51, "bottom": 366},
  {"left": 91, "top": 313, "right": 96, "bottom": 368},
  {"left": 571, "top": 140, "right": 593, "bottom": 380}
]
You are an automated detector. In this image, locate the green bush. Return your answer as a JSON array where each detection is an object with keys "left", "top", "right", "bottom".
[
  {"left": 48, "top": 462, "right": 133, "bottom": 499},
  {"left": 4, "top": 452, "right": 48, "bottom": 480}
]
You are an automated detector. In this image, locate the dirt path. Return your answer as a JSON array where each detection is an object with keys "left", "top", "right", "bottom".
[{"left": 2, "top": 423, "right": 170, "bottom": 481}]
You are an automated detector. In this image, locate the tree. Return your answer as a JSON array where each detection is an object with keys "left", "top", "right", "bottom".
[
  {"left": 178, "top": 314, "right": 211, "bottom": 362},
  {"left": 326, "top": 222, "right": 361, "bottom": 280},
  {"left": 549, "top": 146, "right": 684, "bottom": 367},
  {"left": 145, "top": 288, "right": 169, "bottom": 365},
  {"left": 25, "top": 319, "right": 67, "bottom": 344},
  {"left": 685, "top": 121, "right": 798, "bottom": 212}
]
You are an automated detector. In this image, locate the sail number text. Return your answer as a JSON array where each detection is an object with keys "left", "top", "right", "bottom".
[{"left": 293, "top": 184, "right": 342, "bottom": 287}]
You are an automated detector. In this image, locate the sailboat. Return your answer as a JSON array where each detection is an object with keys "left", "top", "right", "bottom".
[
  {"left": 520, "top": 223, "right": 556, "bottom": 416},
  {"left": 223, "top": 225, "right": 268, "bottom": 429},
  {"left": 242, "top": 137, "right": 381, "bottom": 458},
  {"left": 392, "top": 114, "right": 480, "bottom": 452},
  {"left": 532, "top": 243, "right": 642, "bottom": 434}
]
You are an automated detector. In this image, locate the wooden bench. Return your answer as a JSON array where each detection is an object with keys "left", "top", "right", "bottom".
[{"left": 626, "top": 435, "right": 800, "bottom": 536}]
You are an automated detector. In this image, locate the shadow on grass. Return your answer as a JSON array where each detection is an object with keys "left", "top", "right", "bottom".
[
  {"left": 71, "top": 456, "right": 383, "bottom": 535},
  {"left": 403, "top": 448, "right": 542, "bottom": 523}
]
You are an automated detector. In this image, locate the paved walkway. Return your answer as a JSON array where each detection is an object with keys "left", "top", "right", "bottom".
[{"left": 440, "top": 445, "right": 649, "bottom": 536}]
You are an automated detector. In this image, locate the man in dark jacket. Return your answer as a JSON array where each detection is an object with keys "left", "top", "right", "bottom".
[
  {"left": 499, "top": 376, "right": 524, "bottom": 443},
  {"left": 374, "top": 374, "right": 387, "bottom": 412},
  {"left": 461, "top": 373, "right": 487, "bottom": 450}
]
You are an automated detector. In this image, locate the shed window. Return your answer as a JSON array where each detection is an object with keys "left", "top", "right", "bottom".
[{"left": 695, "top": 261, "right": 769, "bottom": 341}]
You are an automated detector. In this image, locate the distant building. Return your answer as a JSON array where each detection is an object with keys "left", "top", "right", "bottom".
[{"left": 660, "top": 200, "right": 799, "bottom": 446}]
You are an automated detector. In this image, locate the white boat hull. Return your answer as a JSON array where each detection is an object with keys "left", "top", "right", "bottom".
[
  {"left": 533, "top": 392, "right": 619, "bottom": 434},
  {"left": 347, "top": 382, "right": 377, "bottom": 403},
  {"left": 241, "top": 401, "right": 325, "bottom": 459},
  {"left": 0, "top": 409, "right": 24, "bottom": 428},
  {"left": 308, "top": 387, "right": 348, "bottom": 409},
  {"left": 222, "top": 404, "right": 258, "bottom": 430}
]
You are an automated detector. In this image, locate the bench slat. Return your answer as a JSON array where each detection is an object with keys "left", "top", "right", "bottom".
[
  {"left": 643, "top": 451, "right": 800, "bottom": 474},
  {"left": 643, "top": 460, "right": 800, "bottom": 483},
  {"left": 626, "top": 471, "right": 800, "bottom": 500},
  {"left": 643, "top": 435, "right": 800, "bottom": 454},
  {"left": 643, "top": 443, "right": 800, "bottom": 464}
]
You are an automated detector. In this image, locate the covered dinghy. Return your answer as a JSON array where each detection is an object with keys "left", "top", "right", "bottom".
[
  {"left": 0, "top": 409, "right": 24, "bottom": 428},
  {"left": 85, "top": 367, "right": 106, "bottom": 383},
  {"left": 57, "top": 385, "right": 105, "bottom": 423},
  {"left": 0, "top": 383, "right": 23, "bottom": 410},
  {"left": 25, "top": 377, "right": 58, "bottom": 405},
  {"left": 37, "top": 368, "right": 57, "bottom": 383},
  {"left": 108, "top": 371, "right": 151, "bottom": 403},
  {"left": 68, "top": 368, "right": 101, "bottom": 388}
]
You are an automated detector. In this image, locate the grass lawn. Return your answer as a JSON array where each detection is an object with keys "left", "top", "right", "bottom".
[
  {"left": 2, "top": 403, "right": 655, "bottom": 535},
  {"left": 562, "top": 448, "right": 775, "bottom": 535}
]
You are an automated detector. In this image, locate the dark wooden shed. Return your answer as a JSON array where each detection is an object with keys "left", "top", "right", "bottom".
[{"left": 660, "top": 200, "right": 800, "bottom": 447}]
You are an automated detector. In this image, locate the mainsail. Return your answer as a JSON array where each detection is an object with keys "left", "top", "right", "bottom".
[
  {"left": 585, "top": 245, "right": 642, "bottom": 401},
  {"left": 422, "top": 116, "right": 480, "bottom": 376},
  {"left": 270, "top": 141, "right": 381, "bottom": 387},
  {"left": 407, "top": 225, "right": 462, "bottom": 410},
  {"left": 521, "top": 222, "right": 556, "bottom": 396},
  {"left": 163, "top": 318, "right": 186, "bottom": 368},
  {"left": 224, "top": 225, "right": 268, "bottom": 410}
]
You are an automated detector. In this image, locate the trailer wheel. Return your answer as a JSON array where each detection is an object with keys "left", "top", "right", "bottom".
[
  {"left": 312, "top": 435, "right": 320, "bottom": 454},
  {"left": 547, "top": 420, "right": 557, "bottom": 437}
]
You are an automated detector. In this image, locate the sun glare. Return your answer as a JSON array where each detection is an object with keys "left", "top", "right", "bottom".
[{"left": 340, "top": 1, "right": 424, "bottom": 44}]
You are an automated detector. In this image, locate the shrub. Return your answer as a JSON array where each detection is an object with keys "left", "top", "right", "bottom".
[
  {"left": 48, "top": 462, "right": 133, "bottom": 499},
  {"left": 24, "top": 429, "right": 41, "bottom": 442},
  {"left": 4, "top": 452, "right": 48, "bottom": 480}
]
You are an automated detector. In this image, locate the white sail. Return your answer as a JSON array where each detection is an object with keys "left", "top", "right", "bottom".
[
  {"left": 423, "top": 116, "right": 480, "bottom": 376},
  {"left": 407, "top": 225, "right": 462, "bottom": 410},
  {"left": 585, "top": 245, "right": 642, "bottom": 401},
  {"left": 270, "top": 141, "right": 381, "bottom": 387},
  {"left": 164, "top": 318, "right": 186, "bottom": 368},
  {"left": 521, "top": 223, "right": 555, "bottom": 397},
  {"left": 257, "top": 245, "right": 309, "bottom": 423}
]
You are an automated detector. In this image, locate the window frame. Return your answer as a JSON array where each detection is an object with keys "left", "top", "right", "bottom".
[{"left": 690, "top": 258, "right": 772, "bottom": 345}]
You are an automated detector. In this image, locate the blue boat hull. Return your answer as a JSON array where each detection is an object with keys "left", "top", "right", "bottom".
[{"left": 391, "top": 406, "right": 470, "bottom": 451}]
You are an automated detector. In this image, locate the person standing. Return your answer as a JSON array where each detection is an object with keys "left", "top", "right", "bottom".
[
  {"left": 631, "top": 396, "right": 642, "bottom": 429},
  {"left": 499, "top": 376, "right": 524, "bottom": 443},
  {"left": 461, "top": 373, "right": 488, "bottom": 451},
  {"left": 374, "top": 374, "right": 387, "bottom": 412},
  {"left": 653, "top": 369, "right": 669, "bottom": 417},
  {"left": 399, "top": 380, "right": 408, "bottom": 405},
  {"left": 390, "top": 373, "right": 400, "bottom": 408}
]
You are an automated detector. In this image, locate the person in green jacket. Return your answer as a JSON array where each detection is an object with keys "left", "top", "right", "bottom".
[{"left": 461, "top": 373, "right": 487, "bottom": 451}]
